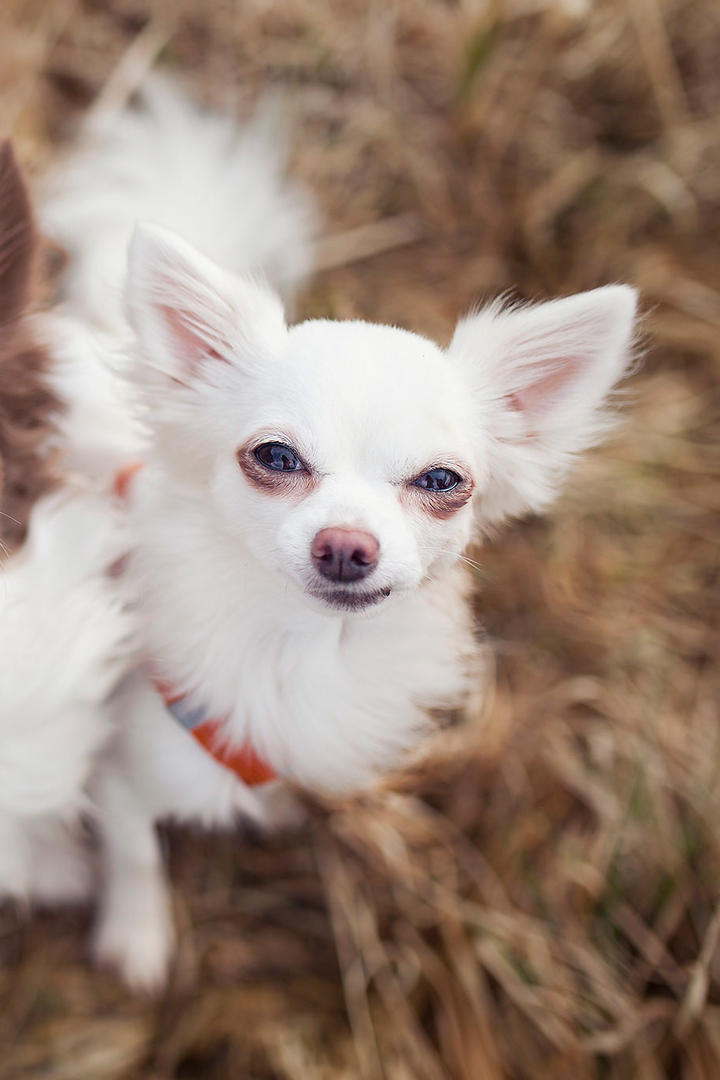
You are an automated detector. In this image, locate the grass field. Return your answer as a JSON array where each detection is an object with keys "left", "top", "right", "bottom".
[{"left": 1, "top": 1, "right": 719, "bottom": 1076}]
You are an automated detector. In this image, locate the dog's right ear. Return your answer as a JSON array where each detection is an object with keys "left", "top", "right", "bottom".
[
  {"left": 0, "top": 141, "right": 35, "bottom": 332},
  {"left": 448, "top": 285, "right": 637, "bottom": 527},
  {"left": 125, "top": 223, "right": 287, "bottom": 381}
]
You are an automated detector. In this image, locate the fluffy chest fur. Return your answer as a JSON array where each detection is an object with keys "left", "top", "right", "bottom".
[{"left": 127, "top": 471, "right": 479, "bottom": 793}]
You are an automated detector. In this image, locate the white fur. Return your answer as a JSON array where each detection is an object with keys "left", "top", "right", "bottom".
[
  {"left": 93, "top": 228, "right": 635, "bottom": 988},
  {"left": 41, "top": 77, "right": 314, "bottom": 332},
  {"left": 40, "top": 312, "right": 145, "bottom": 486},
  {"left": 26, "top": 80, "right": 636, "bottom": 989},
  {"left": 0, "top": 78, "right": 313, "bottom": 932},
  {"left": 0, "top": 492, "right": 133, "bottom": 901}
]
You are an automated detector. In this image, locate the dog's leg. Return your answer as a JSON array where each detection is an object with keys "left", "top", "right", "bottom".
[
  {"left": 27, "top": 818, "right": 92, "bottom": 904},
  {"left": 92, "top": 765, "right": 174, "bottom": 993},
  {"left": 92, "top": 674, "right": 277, "bottom": 991},
  {"left": 0, "top": 814, "right": 93, "bottom": 906}
]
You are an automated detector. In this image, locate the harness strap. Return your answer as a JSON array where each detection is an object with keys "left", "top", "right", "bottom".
[{"left": 154, "top": 682, "right": 277, "bottom": 787}]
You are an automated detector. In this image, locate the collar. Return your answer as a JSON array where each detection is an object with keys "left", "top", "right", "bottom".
[{"left": 154, "top": 678, "right": 277, "bottom": 787}]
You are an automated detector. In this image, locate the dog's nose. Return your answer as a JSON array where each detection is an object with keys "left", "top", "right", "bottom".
[{"left": 311, "top": 527, "right": 379, "bottom": 584}]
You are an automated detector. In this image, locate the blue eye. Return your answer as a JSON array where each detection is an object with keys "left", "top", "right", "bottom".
[
  {"left": 414, "top": 467, "right": 462, "bottom": 493},
  {"left": 254, "top": 442, "right": 304, "bottom": 472}
]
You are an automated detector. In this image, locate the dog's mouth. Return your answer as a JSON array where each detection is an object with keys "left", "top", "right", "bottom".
[{"left": 309, "top": 585, "right": 392, "bottom": 612}]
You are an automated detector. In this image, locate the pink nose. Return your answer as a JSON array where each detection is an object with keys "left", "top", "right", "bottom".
[{"left": 311, "top": 527, "right": 379, "bottom": 584}]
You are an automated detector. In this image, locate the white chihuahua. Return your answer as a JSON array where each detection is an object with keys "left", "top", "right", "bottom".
[{"left": 36, "top": 81, "right": 636, "bottom": 989}]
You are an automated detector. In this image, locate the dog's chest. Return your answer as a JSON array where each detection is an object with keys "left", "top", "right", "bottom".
[
  {"left": 148, "top": 595, "right": 474, "bottom": 791},
  {"left": 129, "top": 504, "right": 478, "bottom": 792}
]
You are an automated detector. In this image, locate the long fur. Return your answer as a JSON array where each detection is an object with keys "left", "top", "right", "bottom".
[
  {"left": 8, "top": 77, "right": 636, "bottom": 989},
  {"left": 0, "top": 492, "right": 134, "bottom": 900},
  {"left": 41, "top": 77, "right": 315, "bottom": 331},
  {"left": 0, "top": 145, "right": 135, "bottom": 904},
  {"left": 0, "top": 79, "right": 316, "bottom": 931}
]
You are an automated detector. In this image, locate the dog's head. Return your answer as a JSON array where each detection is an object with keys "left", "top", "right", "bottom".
[{"left": 126, "top": 224, "right": 637, "bottom": 614}]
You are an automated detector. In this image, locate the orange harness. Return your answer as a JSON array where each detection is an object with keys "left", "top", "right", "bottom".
[
  {"left": 153, "top": 680, "right": 276, "bottom": 786},
  {"left": 114, "top": 462, "right": 276, "bottom": 787}
]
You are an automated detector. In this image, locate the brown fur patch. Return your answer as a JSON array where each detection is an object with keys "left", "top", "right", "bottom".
[{"left": 0, "top": 141, "right": 59, "bottom": 552}]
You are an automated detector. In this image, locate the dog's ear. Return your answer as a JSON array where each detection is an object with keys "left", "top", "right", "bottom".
[
  {"left": 125, "top": 223, "right": 287, "bottom": 380},
  {"left": 0, "top": 141, "right": 35, "bottom": 332},
  {"left": 448, "top": 285, "right": 637, "bottom": 527}
]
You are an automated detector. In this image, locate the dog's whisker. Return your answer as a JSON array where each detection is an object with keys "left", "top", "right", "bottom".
[{"left": 435, "top": 547, "right": 485, "bottom": 574}]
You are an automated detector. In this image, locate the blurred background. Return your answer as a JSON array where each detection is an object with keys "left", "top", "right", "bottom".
[{"left": 1, "top": 1, "right": 719, "bottom": 1077}]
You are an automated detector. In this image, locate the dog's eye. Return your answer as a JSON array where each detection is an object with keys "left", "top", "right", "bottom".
[
  {"left": 253, "top": 442, "right": 304, "bottom": 472},
  {"left": 414, "top": 468, "right": 462, "bottom": 493}
]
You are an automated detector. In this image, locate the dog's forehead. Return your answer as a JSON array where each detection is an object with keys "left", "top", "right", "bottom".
[{"left": 274, "top": 319, "right": 473, "bottom": 442}]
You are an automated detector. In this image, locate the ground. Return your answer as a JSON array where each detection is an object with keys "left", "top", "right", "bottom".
[{"left": 1, "top": 1, "right": 719, "bottom": 1077}]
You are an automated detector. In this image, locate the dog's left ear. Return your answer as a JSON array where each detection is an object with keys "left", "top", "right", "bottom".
[
  {"left": 125, "top": 223, "right": 287, "bottom": 380},
  {"left": 448, "top": 285, "right": 638, "bottom": 526}
]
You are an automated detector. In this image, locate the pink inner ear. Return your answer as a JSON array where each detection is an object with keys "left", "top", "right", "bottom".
[
  {"left": 159, "top": 304, "right": 225, "bottom": 369},
  {"left": 508, "top": 354, "right": 585, "bottom": 417}
]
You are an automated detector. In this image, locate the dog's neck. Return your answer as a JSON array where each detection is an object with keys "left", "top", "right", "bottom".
[{"left": 126, "top": 465, "right": 478, "bottom": 791}]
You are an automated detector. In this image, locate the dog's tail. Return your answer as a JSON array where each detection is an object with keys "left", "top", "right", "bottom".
[{"left": 41, "top": 77, "right": 315, "bottom": 332}]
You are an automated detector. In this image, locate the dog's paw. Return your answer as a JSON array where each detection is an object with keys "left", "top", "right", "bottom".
[
  {"left": 93, "top": 899, "right": 175, "bottom": 994},
  {"left": 92, "top": 868, "right": 174, "bottom": 993}
]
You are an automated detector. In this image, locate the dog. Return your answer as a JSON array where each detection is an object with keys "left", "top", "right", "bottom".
[
  {"left": 17, "top": 80, "right": 636, "bottom": 988},
  {"left": 0, "top": 143, "right": 132, "bottom": 902}
]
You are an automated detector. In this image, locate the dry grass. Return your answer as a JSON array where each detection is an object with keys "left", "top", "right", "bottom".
[{"left": 1, "top": 0, "right": 719, "bottom": 1076}]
